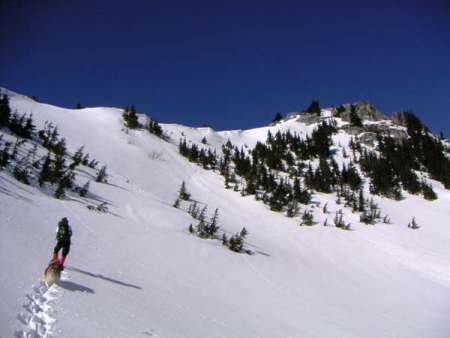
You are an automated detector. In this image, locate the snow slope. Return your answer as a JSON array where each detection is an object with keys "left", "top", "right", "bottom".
[{"left": 1, "top": 89, "right": 450, "bottom": 338}]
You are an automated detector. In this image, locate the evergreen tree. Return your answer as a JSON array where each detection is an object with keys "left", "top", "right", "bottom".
[
  {"left": 79, "top": 181, "right": 90, "bottom": 197},
  {"left": 198, "top": 205, "right": 208, "bottom": 222},
  {"left": 334, "top": 210, "right": 347, "bottom": 228},
  {"left": 229, "top": 227, "right": 247, "bottom": 252},
  {"left": 421, "top": 181, "right": 437, "bottom": 200},
  {"left": 70, "top": 145, "right": 84, "bottom": 169},
  {"left": 88, "top": 158, "right": 98, "bottom": 169},
  {"left": 81, "top": 153, "right": 90, "bottom": 166},
  {"left": 52, "top": 153, "right": 66, "bottom": 183},
  {"left": 305, "top": 100, "right": 320, "bottom": 115},
  {"left": 360, "top": 211, "right": 373, "bottom": 224},
  {"left": 404, "top": 111, "right": 425, "bottom": 136},
  {"left": 360, "top": 121, "right": 450, "bottom": 193},
  {"left": 0, "top": 142, "right": 10, "bottom": 168},
  {"left": 360, "top": 198, "right": 381, "bottom": 224},
  {"left": 408, "top": 217, "right": 420, "bottom": 229},
  {"left": 349, "top": 105, "right": 362, "bottom": 127},
  {"left": 54, "top": 181, "right": 66, "bottom": 199},
  {"left": 38, "top": 153, "right": 53, "bottom": 186},
  {"left": 38, "top": 121, "right": 52, "bottom": 148},
  {"left": 0, "top": 95, "right": 11, "bottom": 127},
  {"left": 287, "top": 200, "right": 299, "bottom": 217},
  {"left": 196, "top": 206, "right": 209, "bottom": 238},
  {"left": 334, "top": 105, "right": 345, "bottom": 117},
  {"left": 10, "top": 137, "right": 24, "bottom": 160},
  {"left": 358, "top": 189, "right": 365, "bottom": 212},
  {"left": 300, "top": 209, "right": 314, "bottom": 226},
  {"left": 222, "top": 233, "right": 228, "bottom": 246},
  {"left": 342, "top": 164, "right": 362, "bottom": 191},
  {"left": 179, "top": 181, "right": 190, "bottom": 201},
  {"left": 207, "top": 208, "right": 220, "bottom": 237},
  {"left": 52, "top": 138, "right": 67, "bottom": 157},
  {"left": 21, "top": 143, "right": 33, "bottom": 168},
  {"left": 293, "top": 178, "right": 311, "bottom": 204},
  {"left": 8, "top": 111, "right": 20, "bottom": 134},
  {"left": 49, "top": 126, "right": 60, "bottom": 149},
  {"left": 400, "top": 168, "right": 421, "bottom": 194},
  {"left": 60, "top": 169, "right": 75, "bottom": 190},
  {"left": 13, "top": 160, "right": 30, "bottom": 185},
  {"left": 317, "top": 158, "right": 333, "bottom": 192},
  {"left": 310, "top": 122, "right": 335, "bottom": 158},
  {"left": 95, "top": 165, "right": 108, "bottom": 183},
  {"left": 240, "top": 227, "right": 248, "bottom": 238},
  {"left": 189, "top": 201, "right": 199, "bottom": 219},
  {"left": 361, "top": 150, "right": 402, "bottom": 199},
  {"left": 229, "top": 235, "right": 239, "bottom": 250},
  {"left": 147, "top": 119, "right": 164, "bottom": 138},
  {"left": 272, "top": 112, "right": 283, "bottom": 123},
  {"left": 123, "top": 105, "right": 139, "bottom": 129},
  {"left": 22, "top": 114, "right": 35, "bottom": 139}
]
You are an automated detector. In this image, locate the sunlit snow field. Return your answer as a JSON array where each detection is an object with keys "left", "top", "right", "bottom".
[{"left": 1, "top": 88, "right": 450, "bottom": 338}]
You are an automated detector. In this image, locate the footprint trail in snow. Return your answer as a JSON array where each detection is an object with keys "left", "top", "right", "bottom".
[{"left": 15, "top": 273, "right": 66, "bottom": 338}]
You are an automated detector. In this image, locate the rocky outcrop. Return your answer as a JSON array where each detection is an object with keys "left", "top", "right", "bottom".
[
  {"left": 333, "top": 101, "right": 388, "bottom": 122},
  {"left": 269, "top": 112, "right": 316, "bottom": 126},
  {"left": 390, "top": 112, "right": 408, "bottom": 127},
  {"left": 358, "top": 132, "right": 378, "bottom": 146},
  {"left": 341, "top": 125, "right": 365, "bottom": 135},
  {"left": 295, "top": 113, "right": 321, "bottom": 125},
  {"left": 341, "top": 122, "right": 409, "bottom": 146},
  {"left": 270, "top": 103, "right": 410, "bottom": 145}
]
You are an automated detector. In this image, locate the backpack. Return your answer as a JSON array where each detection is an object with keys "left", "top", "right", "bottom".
[{"left": 57, "top": 222, "right": 72, "bottom": 242}]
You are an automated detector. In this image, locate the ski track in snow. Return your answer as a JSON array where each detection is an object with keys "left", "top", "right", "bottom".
[{"left": 15, "top": 277, "right": 62, "bottom": 338}]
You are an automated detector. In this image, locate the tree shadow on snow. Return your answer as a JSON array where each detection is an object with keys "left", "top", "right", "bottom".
[
  {"left": 67, "top": 266, "right": 142, "bottom": 290},
  {"left": 217, "top": 230, "right": 270, "bottom": 257},
  {"left": 64, "top": 189, "right": 115, "bottom": 207},
  {"left": 75, "top": 167, "right": 97, "bottom": 180},
  {"left": 85, "top": 191, "right": 115, "bottom": 205},
  {"left": 58, "top": 280, "right": 95, "bottom": 293},
  {"left": 76, "top": 168, "right": 128, "bottom": 192},
  {"left": 105, "top": 181, "right": 129, "bottom": 191},
  {"left": 62, "top": 192, "right": 123, "bottom": 218},
  {"left": 0, "top": 175, "right": 34, "bottom": 204}
]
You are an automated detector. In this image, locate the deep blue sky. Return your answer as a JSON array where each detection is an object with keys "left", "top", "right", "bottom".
[{"left": 1, "top": 1, "right": 449, "bottom": 135}]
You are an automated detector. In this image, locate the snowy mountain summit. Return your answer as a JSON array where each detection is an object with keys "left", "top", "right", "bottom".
[{"left": 1, "top": 87, "right": 450, "bottom": 338}]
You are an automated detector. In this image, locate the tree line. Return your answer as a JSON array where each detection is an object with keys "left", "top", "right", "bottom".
[{"left": 0, "top": 94, "right": 108, "bottom": 199}]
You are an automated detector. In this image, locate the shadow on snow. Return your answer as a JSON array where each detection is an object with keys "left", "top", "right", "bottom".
[
  {"left": 58, "top": 279, "right": 95, "bottom": 293},
  {"left": 67, "top": 266, "right": 142, "bottom": 290}
]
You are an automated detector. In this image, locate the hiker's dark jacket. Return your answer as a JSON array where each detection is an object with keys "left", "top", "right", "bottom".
[{"left": 56, "top": 220, "right": 72, "bottom": 243}]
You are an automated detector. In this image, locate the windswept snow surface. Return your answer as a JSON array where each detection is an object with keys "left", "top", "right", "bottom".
[{"left": 1, "top": 88, "right": 450, "bottom": 337}]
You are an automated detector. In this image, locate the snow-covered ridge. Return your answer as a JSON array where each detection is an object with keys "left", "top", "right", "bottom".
[
  {"left": 1, "top": 88, "right": 450, "bottom": 338},
  {"left": 0, "top": 86, "right": 416, "bottom": 150}
]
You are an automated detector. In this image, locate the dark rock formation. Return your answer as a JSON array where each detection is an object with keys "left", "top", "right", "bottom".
[
  {"left": 295, "top": 113, "right": 321, "bottom": 125},
  {"left": 333, "top": 101, "right": 388, "bottom": 122}
]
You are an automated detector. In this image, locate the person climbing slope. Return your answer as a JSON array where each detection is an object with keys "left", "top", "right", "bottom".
[{"left": 52, "top": 217, "right": 72, "bottom": 270}]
